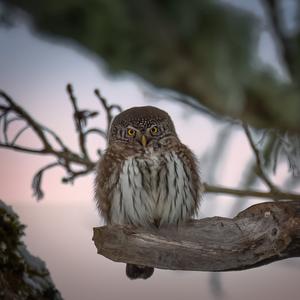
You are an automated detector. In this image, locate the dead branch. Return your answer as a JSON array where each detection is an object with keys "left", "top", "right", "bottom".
[
  {"left": 203, "top": 183, "right": 300, "bottom": 201},
  {"left": 243, "top": 123, "right": 279, "bottom": 193},
  {"left": 32, "top": 162, "right": 60, "bottom": 200},
  {"left": 0, "top": 86, "right": 113, "bottom": 198},
  {"left": 93, "top": 201, "right": 300, "bottom": 271},
  {"left": 66, "top": 83, "right": 90, "bottom": 159},
  {"left": 94, "top": 89, "right": 121, "bottom": 134}
]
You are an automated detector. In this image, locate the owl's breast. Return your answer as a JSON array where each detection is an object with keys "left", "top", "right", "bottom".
[{"left": 109, "top": 151, "right": 198, "bottom": 226}]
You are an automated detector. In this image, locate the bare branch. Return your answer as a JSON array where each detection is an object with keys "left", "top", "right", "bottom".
[
  {"left": 61, "top": 168, "right": 93, "bottom": 184},
  {"left": 5, "top": 116, "right": 23, "bottom": 127},
  {"left": 94, "top": 89, "right": 121, "bottom": 133},
  {"left": 0, "top": 88, "right": 101, "bottom": 199},
  {"left": 0, "top": 90, "right": 51, "bottom": 150},
  {"left": 32, "top": 162, "right": 60, "bottom": 200},
  {"left": 277, "top": 132, "right": 300, "bottom": 177},
  {"left": 0, "top": 143, "right": 46, "bottom": 154},
  {"left": 41, "top": 126, "right": 70, "bottom": 151},
  {"left": 243, "top": 123, "right": 279, "bottom": 193},
  {"left": 145, "top": 89, "right": 227, "bottom": 122},
  {"left": 66, "top": 83, "right": 89, "bottom": 158},
  {"left": 204, "top": 183, "right": 300, "bottom": 201},
  {"left": 271, "top": 137, "right": 281, "bottom": 174},
  {"left": 84, "top": 128, "right": 107, "bottom": 139},
  {"left": 3, "top": 112, "right": 9, "bottom": 144},
  {"left": 93, "top": 201, "right": 300, "bottom": 272},
  {"left": 11, "top": 125, "right": 30, "bottom": 145}
]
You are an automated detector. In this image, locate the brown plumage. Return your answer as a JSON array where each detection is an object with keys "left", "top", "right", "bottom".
[{"left": 95, "top": 106, "right": 202, "bottom": 279}]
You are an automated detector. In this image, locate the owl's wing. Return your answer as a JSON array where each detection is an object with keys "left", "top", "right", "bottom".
[
  {"left": 94, "top": 145, "right": 123, "bottom": 223},
  {"left": 175, "top": 143, "right": 202, "bottom": 211}
]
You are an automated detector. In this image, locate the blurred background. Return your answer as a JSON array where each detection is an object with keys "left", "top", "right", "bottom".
[{"left": 0, "top": 0, "right": 300, "bottom": 299}]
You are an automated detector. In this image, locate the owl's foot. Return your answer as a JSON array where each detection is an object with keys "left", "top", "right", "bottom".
[{"left": 126, "top": 263, "right": 154, "bottom": 280}]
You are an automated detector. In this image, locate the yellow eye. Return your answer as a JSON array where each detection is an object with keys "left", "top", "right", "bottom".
[
  {"left": 127, "top": 128, "right": 135, "bottom": 136},
  {"left": 150, "top": 126, "right": 159, "bottom": 135}
]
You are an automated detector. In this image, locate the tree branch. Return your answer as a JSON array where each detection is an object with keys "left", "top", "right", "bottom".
[
  {"left": 66, "top": 83, "right": 92, "bottom": 159},
  {"left": 94, "top": 89, "right": 121, "bottom": 134},
  {"left": 0, "top": 87, "right": 112, "bottom": 199},
  {"left": 0, "top": 90, "right": 51, "bottom": 150},
  {"left": 203, "top": 183, "right": 300, "bottom": 201},
  {"left": 93, "top": 201, "right": 300, "bottom": 272},
  {"left": 32, "top": 162, "right": 60, "bottom": 200},
  {"left": 243, "top": 123, "right": 279, "bottom": 193}
]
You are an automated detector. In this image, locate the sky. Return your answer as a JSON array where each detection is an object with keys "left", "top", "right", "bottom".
[{"left": 0, "top": 1, "right": 300, "bottom": 300}]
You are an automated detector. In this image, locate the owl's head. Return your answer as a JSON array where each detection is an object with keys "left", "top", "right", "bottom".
[{"left": 108, "top": 106, "right": 178, "bottom": 148}]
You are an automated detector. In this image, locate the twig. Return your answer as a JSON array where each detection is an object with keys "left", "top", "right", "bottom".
[
  {"left": 203, "top": 183, "right": 300, "bottom": 201},
  {"left": 94, "top": 89, "right": 121, "bottom": 134},
  {"left": 32, "top": 162, "right": 60, "bottom": 200},
  {"left": 0, "top": 143, "right": 47, "bottom": 154},
  {"left": 41, "top": 126, "right": 70, "bottom": 151},
  {"left": 0, "top": 90, "right": 51, "bottom": 150},
  {"left": 0, "top": 88, "right": 105, "bottom": 199},
  {"left": 66, "top": 83, "right": 89, "bottom": 158},
  {"left": 3, "top": 112, "right": 9, "bottom": 143},
  {"left": 144, "top": 88, "right": 225, "bottom": 121},
  {"left": 62, "top": 168, "right": 93, "bottom": 184},
  {"left": 11, "top": 125, "right": 30, "bottom": 145},
  {"left": 243, "top": 123, "right": 279, "bottom": 193},
  {"left": 84, "top": 128, "right": 107, "bottom": 139}
]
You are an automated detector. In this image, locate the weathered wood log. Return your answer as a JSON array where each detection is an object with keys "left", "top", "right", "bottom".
[{"left": 93, "top": 201, "right": 300, "bottom": 271}]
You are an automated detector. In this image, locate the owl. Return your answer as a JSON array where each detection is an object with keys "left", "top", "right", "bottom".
[{"left": 95, "top": 106, "right": 201, "bottom": 279}]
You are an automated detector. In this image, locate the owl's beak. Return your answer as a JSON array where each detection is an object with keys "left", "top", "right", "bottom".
[{"left": 141, "top": 135, "right": 147, "bottom": 147}]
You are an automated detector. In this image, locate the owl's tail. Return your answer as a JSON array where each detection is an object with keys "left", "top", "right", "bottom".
[{"left": 126, "top": 263, "right": 154, "bottom": 280}]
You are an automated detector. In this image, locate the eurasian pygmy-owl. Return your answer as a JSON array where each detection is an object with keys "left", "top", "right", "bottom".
[{"left": 95, "top": 106, "right": 201, "bottom": 279}]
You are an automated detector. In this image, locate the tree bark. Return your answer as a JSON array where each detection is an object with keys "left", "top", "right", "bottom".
[{"left": 93, "top": 201, "right": 300, "bottom": 271}]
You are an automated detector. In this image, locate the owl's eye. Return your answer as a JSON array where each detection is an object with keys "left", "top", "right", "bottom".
[
  {"left": 150, "top": 126, "right": 159, "bottom": 135},
  {"left": 127, "top": 128, "right": 136, "bottom": 137}
]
